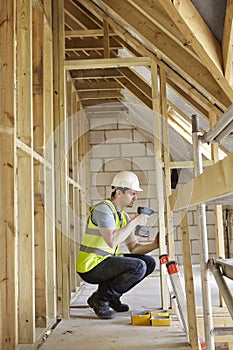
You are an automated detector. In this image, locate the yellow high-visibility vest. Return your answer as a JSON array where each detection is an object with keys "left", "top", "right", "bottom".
[{"left": 76, "top": 199, "right": 128, "bottom": 273}]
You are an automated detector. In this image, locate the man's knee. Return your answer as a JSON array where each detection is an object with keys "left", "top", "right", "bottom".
[
  {"left": 144, "top": 255, "right": 156, "bottom": 275},
  {"left": 135, "top": 259, "right": 147, "bottom": 278}
]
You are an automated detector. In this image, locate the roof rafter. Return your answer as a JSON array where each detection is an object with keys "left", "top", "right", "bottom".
[
  {"left": 157, "top": 0, "right": 233, "bottom": 103},
  {"left": 65, "top": 57, "right": 152, "bottom": 69},
  {"left": 91, "top": 0, "right": 231, "bottom": 109},
  {"left": 222, "top": 0, "right": 233, "bottom": 87}
]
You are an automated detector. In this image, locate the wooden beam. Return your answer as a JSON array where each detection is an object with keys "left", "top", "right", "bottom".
[
  {"left": 53, "top": 0, "right": 69, "bottom": 319},
  {"left": 84, "top": 104, "right": 128, "bottom": 114},
  {"left": 65, "top": 29, "right": 115, "bottom": 38},
  {"left": 169, "top": 160, "right": 213, "bottom": 169},
  {"left": 65, "top": 57, "right": 151, "bottom": 70},
  {"left": 209, "top": 111, "right": 225, "bottom": 308},
  {"left": 151, "top": 61, "right": 168, "bottom": 309},
  {"left": 71, "top": 68, "right": 123, "bottom": 80},
  {"left": 169, "top": 152, "right": 233, "bottom": 211},
  {"left": 222, "top": 0, "right": 233, "bottom": 87},
  {"left": 180, "top": 211, "right": 200, "bottom": 350},
  {"left": 78, "top": 90, "right": 123, "bottom": 100},
  {"left": 33, "top": 8, "right": 48, "bottom": 328},
  {"left": 159, "top": 0, "right": 223, "bottom": 72},
  {"left": 17, "top": 0, "right": 35, "bottom": 344},
  {"left": 103, "top": 18, "right": 110, "bottom": 58},
  {"left": 167, "top": 79, "right": 209, "bottom": 119},
  {"left": 160, "top": 68, "right": 175, "bottom": 259},
  {"left": 128, "top": 0, "right": 189, "bottom": 51},
  {"left": 64, "top": 0, "right": 98, "bottom": 30},
  {"left": 78, "top": 0, "right": 231, "bottom": 110},
  {"left": 74, "top": 80, "right": 122, "bottom": 91},
  {"left": 65, "top": 37, "right": 122, "bottom": 51},
  {"left": 117, "top": 67, "right": 152, "bottom": 98},
  {"left": 81, "top": 98, "right": 121, "bottom": 107},
  {"left": 97, "top": 0, "right": 232, "bottom": 108},
  {"left": 0, "top": 1, "right": 17, "bottom": 349},
  {"left": 32, "top": 0, "right": 43, "bottom": 10},
  {"left": 117, "top": 77, "right": 152, "bottom": 108},
  {"left": 43, "top": 0, "right": 56, "bottom": 321}
]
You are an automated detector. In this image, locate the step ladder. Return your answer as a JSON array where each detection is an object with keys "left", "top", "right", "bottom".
[{"left": 160, "top": 254, "right": 206, "bottom": 350}]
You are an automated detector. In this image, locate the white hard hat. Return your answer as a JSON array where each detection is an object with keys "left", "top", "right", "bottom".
[{"left": 111, "top": 171, "right": 143, "bottom": 192}]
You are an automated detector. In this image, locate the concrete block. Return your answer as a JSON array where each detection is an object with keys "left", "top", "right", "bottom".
[
  {"left": 188, "top": 226, "right": 199, "bottom": 240},
  {"left": 173, "top": 211, "right": 182, "bottom": 226},
  {"left": 192, "top": 210, "right": 198, "bottom": 225},
  {"left": 146, "top": 142, "right": 154, "bottom": 156},
  {"left": 146, "top": 184, "right": 157, "bottom": 198},
  {"left": 104, "top": 158, "right": 132, "bottom": 172},
  {"left": 147, "top": 170, "right": 156, "bottom": 184},
  {"left": 132, "top": 157, "right": 155, "bottom": 171},
  {"left": 206, "top": 224, "right": 216, "bottom": 239},
  {"left": 191, "top": 240, "right": 201, "bottom": 255},
  {"left": 92, "top": 171, "right": 116, "bottom": 187},
  {"left": 206, "top": 209, "right": 215, "bottom": 225},
  {"left": 90, "top": 117, "right": 118, "bottom": 130},
  {"left": 133, "top": 130, "right": 149, "bottom": 142},
  {"left": 175, "top": 255, "right": 183, "bottom": 265},
  {"left": 105, "top": 130, "right": 133, "bottom": 142},
  {"left": 174, "top": 240, "right": 182, "bottom": 255},
  {"left": 121, "top": 143, "right": 146, "bottom": 157},
  {"left": 90, "top": 186, "right": 105, "bottom": 201},
  {"left": 90, "top": 158, "right": 103, "bottom": 172},
  {"left": 91, "top": 143, "right": 120, "bottom": 158},
  {"left": 208, "top": 239, "right": 216, "bottom": 255},
  {"left": 118, "top": 120, "right": 134, "bottom": 129},
  {"left": 188, "top": 210, "right": 194, "bottom": 225},
  {"left": 191, "top": 255, "right": 201, "bottom": 265},
  {"left": 89, "top": 130, "right": 105, "bottom": 144},
  {"left": 149, "top": 198, "right": 159, "bottom": 212}
]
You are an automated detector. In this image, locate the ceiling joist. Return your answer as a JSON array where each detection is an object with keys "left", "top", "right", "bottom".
[
  {"left": 222, "top": 0, "right": 233, "bottom": 86},
  {"left": 65, "top": 57, "right": 152, "bottom": 70}
]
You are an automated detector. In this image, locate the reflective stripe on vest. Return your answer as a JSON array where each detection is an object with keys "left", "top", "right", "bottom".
[
  {"left": 79, "top": 244, "right": 112, "bottom": 257},
  {"left": 76, "top": 199, "right": 128, "bottom": 273}
]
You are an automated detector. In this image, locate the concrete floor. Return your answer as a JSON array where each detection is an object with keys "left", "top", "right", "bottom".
[
  {"left": 38, "top": 268, "right": 192, "bottom": 350},
  {"left": 37, "top": 265, "right": 233, "bottom": 350}
]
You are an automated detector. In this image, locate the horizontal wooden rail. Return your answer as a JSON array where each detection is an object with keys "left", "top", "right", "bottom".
[{"left": 169, "top": 152, "right": 233, "bottom": 210}]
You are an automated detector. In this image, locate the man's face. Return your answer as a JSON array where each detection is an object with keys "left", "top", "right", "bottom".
[{"left": 123, "top": 189, "right": 138, "bottom": 208}]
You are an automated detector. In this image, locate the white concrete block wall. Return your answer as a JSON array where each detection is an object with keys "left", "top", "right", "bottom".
[{"left": 89, "top": 116, "right": 220, "bottom": 262}]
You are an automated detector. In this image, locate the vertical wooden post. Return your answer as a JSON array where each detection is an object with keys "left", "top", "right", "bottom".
[
  {"left": 151, "top": 60, "right": 168, "bottom": 309},
  {"left": 209, "top": 112, "right": 225, "bottom": 258},
  {"left": 0, "top": 1, "right": 17, "bottom": 349},
  {"left": 67, "top": 79, "right": 76, "bottom": 293},
  {"left": 103, "top": 18, "right": 110, "bottom": 58},
  {"left": 73, "top": 96, "right": 82, "bottom": 288},
  {"left": 17, "top": 0, "right": 35, "bottom": 343},
  {"left": 33, "top": 7, "right": 48, "bottom": 328},
  {"left": 159, "top": 67, "right": 175, "bottom": 259},
  {"left": 52, "top": 0, "right": 70, "bottom": 319},
  {"left": 43, "top": 0, "right": 57, "bottom": 322},
  {"left": 181, "top": 211, "right": 200, "bottom": 350},
  {"left": 209, "top": 111, "right": 225, "bottom": 308},
  {"left": 78, "top": 111, "right": 86, "bottom": 240}
]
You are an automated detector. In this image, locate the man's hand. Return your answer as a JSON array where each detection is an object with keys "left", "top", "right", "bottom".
[{"left": 134, "top": 213, "right": 149, "bottom": 226}]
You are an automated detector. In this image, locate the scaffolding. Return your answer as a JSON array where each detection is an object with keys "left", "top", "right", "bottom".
[{"left": 168, "top": 106, "right": 233, "bottom": 350}]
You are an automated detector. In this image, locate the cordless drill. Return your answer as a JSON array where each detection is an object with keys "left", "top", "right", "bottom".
[{"left": 135, "top": 206, "right": 155, "bottom": 237}]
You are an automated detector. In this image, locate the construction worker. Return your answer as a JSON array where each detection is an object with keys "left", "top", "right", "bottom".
[{"left": 76, "top": 171, "right": 159, "bottom": 319}]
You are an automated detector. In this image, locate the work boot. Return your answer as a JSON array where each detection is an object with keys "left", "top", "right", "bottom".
[
  {"left": 87, "top": 292, "right": 115, "bottom": 319},
  {"left": 109, "top": 299, "right": 129, "bottom": 312}
]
